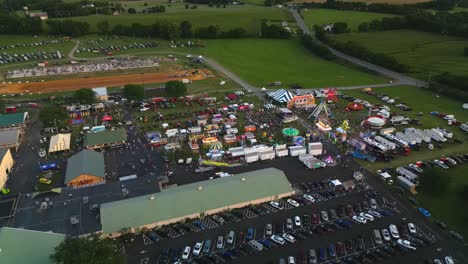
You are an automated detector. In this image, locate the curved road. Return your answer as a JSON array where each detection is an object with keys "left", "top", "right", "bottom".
[{"left": 289, "top": 8, "right": 427, "bottom": 88}]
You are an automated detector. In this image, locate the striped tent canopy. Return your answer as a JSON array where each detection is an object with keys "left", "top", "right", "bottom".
[
  {"left": 270, "top": 89, "right": 295, "bottom": 103},
  {"left": 264, "top": 103, "right": 276, "bottom": 109},
  {"left": 209, "top": 141, "right": 223, "bottom": 151}
]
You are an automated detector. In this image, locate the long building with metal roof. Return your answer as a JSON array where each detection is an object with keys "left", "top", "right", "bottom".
[{"left": 100, "top": 168, "right": 294, "bottom": 236}]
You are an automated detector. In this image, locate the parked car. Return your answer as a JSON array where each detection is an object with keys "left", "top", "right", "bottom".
[
  {"left": 182, "top": 246, "right": 191, "bottom": 260},
  {"left": 444, "top": 256, "right": 455, "bottom": 264},
  {"left": 246, "top": 228, "right": 255, "bottom": 240},
  {"left": 408, "top": 223, "right": 417, "bottom": 234},
  {"left": 352, "top": 215, "right": 366, "bottom": 224},
  {"left": 360, "top": 212, "right": 374, "bottom": 221},
  {"left": 434, "top": 159, "right": 449, "bottom": 169},
  {"left": 192, "top": 242, "right": 203, "bottom": 256},
  {"left": 389, "top": 224, "right": 400, "bottom": 239},
  {"left": 382, "top": 229, "right": 391, "bottom": 241},
  {"left": 282, "top": 233, "right": 296, "bottom": 243},
  {"left": 287, "top": 199, "right": 300, "bottom": 208},
  {"left": 212, "top": 215, "right": 225, "bottom": 224},
  {"left": 39, "top": 178, "right": 52, "bottom": 184},
  {"left": 294, "top": 216, "right": 302, "bottom": 227},
  {"left": 286, "top": 218, "right": 293, "bottom": 230},
  {"left": 216, "top": 236, "right": 224, "bottom": 249},
  {"left": 270, "top": 201, "right": 284, "bottom": 210},
  {"left": 227, "top": 231, "right": 235, "bottom": 244},
  {"left": 202, "top": 240, "right": 212, "bottom": 254},
  {"left": 311, "top": 212, "right": 320, "bottom": 224},
  {"left": 271, "top": 235, "right": 285, "bottom": 245},
  {"left": 266, "top": 224, "right": 273, "bottom": 236},
  {"left": 321, "top": 211, "right": 329, "bottom": 222},
  {"left": 303, "top": 194, "right": 315, "bottom": 203}
]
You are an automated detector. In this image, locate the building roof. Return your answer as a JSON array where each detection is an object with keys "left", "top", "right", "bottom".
[
  {"left": 100, "top": 168, "right": 293, "bottom": 234},
  {"left": 84, "top": 128, "right": 127, "bottom": 147},
  {"left": 92, "top": 87, "right": 108, "bottom": 96},
  {"left": 48, "top": 133, "right": 71, "bottom": 153},
  {"left": 0, "top": 128, "right": 21, "bottom": 146},
  {"left": 0, "top": 227, "right": 64, "bottom": 264},
  {"left": 0, "top": 148, "right": 9, "bottom": 159},
  {"left": 65, "top": 150, "right": 105, "bottom": 184},
  {"left": 0, "top": 112, "right": 28, "bottom": 127}
]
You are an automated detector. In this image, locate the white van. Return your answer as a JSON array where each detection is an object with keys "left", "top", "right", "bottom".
[{"left": 248, "top": 240, "right": 264, "bottom": 252}]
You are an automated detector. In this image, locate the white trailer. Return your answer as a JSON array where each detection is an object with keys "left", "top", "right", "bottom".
[
  {"left": 275, "top": 144, "right": 288, "bottom": 158},
  {"left": 377, "top": 171, "right": 394, "bottom": 184},
  {"left": 396, "top": 167, "right": 418, "bottom": 183},
  {"left": 289, "top": 145, "right": 307, "bottom": 157},
  {"left": 299, "top": 154, "right": 325, "bottom": 169},
  {"left": 308, "top": 142, "right": 323, "bottom": 156},
  {"left": 397, "top": 176, "right": 416, "bottom": 193},
  {"left": 228, "top": 147, "right": 245, "bottom": 158},
  {"left": 374, "top": 136, "right": 396, "bottom": 150},
  {"left": 384, "top": 133, "right": 409, "bottom": 147},
  {"left": 244, "top": 150, "right": 259, "bottom": 163}
]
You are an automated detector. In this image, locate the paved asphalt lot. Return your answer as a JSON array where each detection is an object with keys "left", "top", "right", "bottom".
[{"left": 125, "top": 154, "right": 468, "bottom": 264}]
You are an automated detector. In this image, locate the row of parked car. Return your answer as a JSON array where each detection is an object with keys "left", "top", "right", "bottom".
[
  {"left": 0, "top": 39, "right": 67, "bottom": 50},
  {"left": 76, "top": 42, "right": 159, "bottom": 54},
  {"left": 0, "top": 50, "right": 62, "bottom": 64}
]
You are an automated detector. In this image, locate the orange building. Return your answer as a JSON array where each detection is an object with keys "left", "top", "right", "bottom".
[{"left": 65, "top": 150, "right": 105, "bottom": 188}]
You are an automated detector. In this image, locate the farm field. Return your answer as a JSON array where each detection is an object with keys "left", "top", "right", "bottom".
[
  {"left": 330, "top": 29, "right": 468, "bottom": 79},
  {"left": 417, "top": 164, "right": 468, "bottom": 239},
  {"left": 301, "top": 8, "right": 396, "bottom": 31},
  {"left": 343, "top": 85, "right": 468, "bottom": 171},
  {"left": 199, "top": 38, "right": 387, "bottom": 87},
  {"left": 50, "top": 5, "right": 293, "bottom": 35}
]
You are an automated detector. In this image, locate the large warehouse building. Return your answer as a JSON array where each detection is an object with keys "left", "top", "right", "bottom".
[{"left": 100, "top": 168, "right": 294, "bottom": 237}]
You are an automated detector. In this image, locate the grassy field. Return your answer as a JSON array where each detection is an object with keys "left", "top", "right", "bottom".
[
  {"left": 198, "top": 38, "right": 386, "bottom": 87},
  {"left": 302, "top": 8, "right": 396, "bottom": 31},
  {"left": 342, "top": 85, "right": 468, "bottom": 171},
  {"left": 417, "top": 164, "right": 468, "bottom": 239},
  {"left": 330, "top": 30, "right": 468, "bottom": 79},
  {"left": 293, "top": 0, "right": 429, "bottom": 4},
  {"left": 50, "top": 4, "right": 293, "bottom": 35}
]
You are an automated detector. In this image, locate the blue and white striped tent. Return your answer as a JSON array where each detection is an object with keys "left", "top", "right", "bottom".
[{"left": 269, "top": 89, "right": 295, "bottom": 103}]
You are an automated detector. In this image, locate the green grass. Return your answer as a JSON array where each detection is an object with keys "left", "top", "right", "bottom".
[
  {"left": 342, "top": 85, "right": 468, "bottom": 171},
  {"left": 198, "top": 38, "right": 386, "bottom": 87},
  {"left": 50, "top": 5, "right": 293, "bottom": 35},
  {"left": 302, "top": 8, "right": 396, "bottom": 31},
  {"left": 417, "top": 164, "right": 468, "bottom": 239},
  {"left": 330, "top": 29, "right": 468, "bottom": 79}
]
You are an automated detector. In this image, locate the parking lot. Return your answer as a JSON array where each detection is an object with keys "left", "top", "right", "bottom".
[{"left": 125, "top": 165, "right": 460, "bottom": 264}]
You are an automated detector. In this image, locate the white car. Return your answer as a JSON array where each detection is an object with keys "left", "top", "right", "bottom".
[
  {"left": 216, "top": 236, "right": 224, "bottom": 249},
  {"left": 294, "top": 216, "right": 302, "bottom": 227},
  {"left": 368, "top": 210, "right": 382, "bottom": 218},
  {"left": 360, "top": 212, "right": 374, "bottom": 222},
  {"left": 352, "top": 215, "right": 367, "bottom": 224},
  {"left": 408, "top": 223, "right": 417, "bottom": 234},
  {"left": 182, "top": 246, "right": 191, "bottom": 260},
  {"left": 271, "top": 235, "right": 285, "bottom": 245},
  {"left": 389, "top": 224, "right": 400, "bottom": 239},
  {"left": 192, "top": 242, "right": 203, "bottom": 256},
  {"left": 303, "top": 194, "right": 315, "bottom": 203},
  {"left": 140, "top": 107, "right": 150, "bottom": 112},
  {"left": 287, "top": 199, "right": 300, "bottom": 208},
  {"left": 266, "top": 224, "right": 273, "bottom": 236},
  {"left": 321, "top": 210, "right": 329, "bottom": 222},
  {"left": 444, "top": 256, "right": 455, "bottom": 264},
  {"left": 397, "top": 239, "right": 416, "bottom": 250},
  {"left": 38, "top": 149, "right": 47, "bottom": 158},
  {"left": 282, "top": 233, "right": 296, "bottom": 243},
  {"left": 408, "top": 164, "right": 423, "bottom": 173},
  {"left": 382, "top": 229, "right": 391, "bottom": 241},
  {"left": 434, "top": 159, "right": 449, "bottom": 169},
  {"left": 270, "top": 201, "right": 284, "bottom": 210}
]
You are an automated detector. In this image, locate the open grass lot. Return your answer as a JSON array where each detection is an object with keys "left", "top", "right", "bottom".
[
  {"left": 342, "top": 85, "right": 468, "bottom": 171},
  {"left": 199, "top": 38, "right": 386, "bottom": 87},
  {"left": 330, "top": 30, "right": 468, "bottom": 79},
  {"left": 293, "top": 0, "right": 429, "bottom": 3},
  {"left": 50, "top": 5, "right": 293, "bottom": 35},
  {"left": 301, "top": 8, "right": 396, "bottom": 31},
  {"left": 417, "top": 164, "right": 468, "bottom": 239}
]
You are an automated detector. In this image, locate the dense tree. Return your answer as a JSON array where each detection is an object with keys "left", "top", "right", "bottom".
[
  {"left": 300, "top": 33, "right": 335, "bottom": 60},
  {"left": 462, "top": 185, "right": 468, "bottom": 201},
  {"left": 358, "top": 22, "right": 369, "bottom": 32},
  {"left": 179, "top": 21, "right": 192, "bottom": 38},
  {"left": 123, "top": 84, "right": 145, "bottom": 100},
  {"left": 261, "top": 22, "right": 291, "bottom": 39},
  {"left": 47, "top": 20, "right": 90, "bottom": 36},
  {"left": 39, "top": 105, "right": 68, "bottom": 127},
  {"left": 418, "top": 167, "right": 452, "bottom": 196},
  {"left": 464, "top": 47, "right": 468, "bottom": 57},
  {"left": 73, "top": 88, "right": 96, "bottom": 104},
  {"left": 50, "top": 235, "right": 125, "bottom": 264},
  {"left": 332, "top": 22, "right": 349, "bottom": 34},
  {"left": 128, "top": 7, "right": 137, "bottom": 14},
  {"left": 96, "top": 20, "right": 110, "bottom": 35},
  {"left": 165, "top": 80, "right": 187, "bottom": 97}
]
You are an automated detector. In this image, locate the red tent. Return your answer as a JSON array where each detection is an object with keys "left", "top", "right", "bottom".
[
  {"left": 102, "top": 115, "right": 113, "bottom": 121},
  {"left": 346, "top": 102, "right": 364, "bottom": 111},
  {"left": 226, "top": 93, "right": 238, "bottom": 100}
]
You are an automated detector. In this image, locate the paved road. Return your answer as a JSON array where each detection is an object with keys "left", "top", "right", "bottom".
[{"left": 289, "top": 8, "right": 427, "bottom": 88}]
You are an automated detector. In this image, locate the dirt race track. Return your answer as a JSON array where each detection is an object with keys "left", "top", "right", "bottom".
[{"left": 0, "top": 69, "right": 211, "bottom": 94}]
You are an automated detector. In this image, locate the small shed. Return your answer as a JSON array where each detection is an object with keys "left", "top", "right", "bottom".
[{"left": 48, "top": 133, "right": 71, "bottom": 153}]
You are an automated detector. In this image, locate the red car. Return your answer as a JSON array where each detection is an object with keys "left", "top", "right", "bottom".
[
  {"left": 336, "top": 241, "right": 345, "bottom": 256},
  {"left": 311, "top": 212, "right": 320, "bottom": 225},
  {"left": 345, "top": 205, "right": 355, "bottom": 216}
]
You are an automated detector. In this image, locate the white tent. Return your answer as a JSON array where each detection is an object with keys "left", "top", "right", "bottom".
[
  {"left": 269, "top": 89, "right": 295, "bottom": 103},
  {"left": 331, "top": 179, "right": 342, "bottom": 187},
  {"left": 48, "top": 133, "right": 71, "bottom": 153}
]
